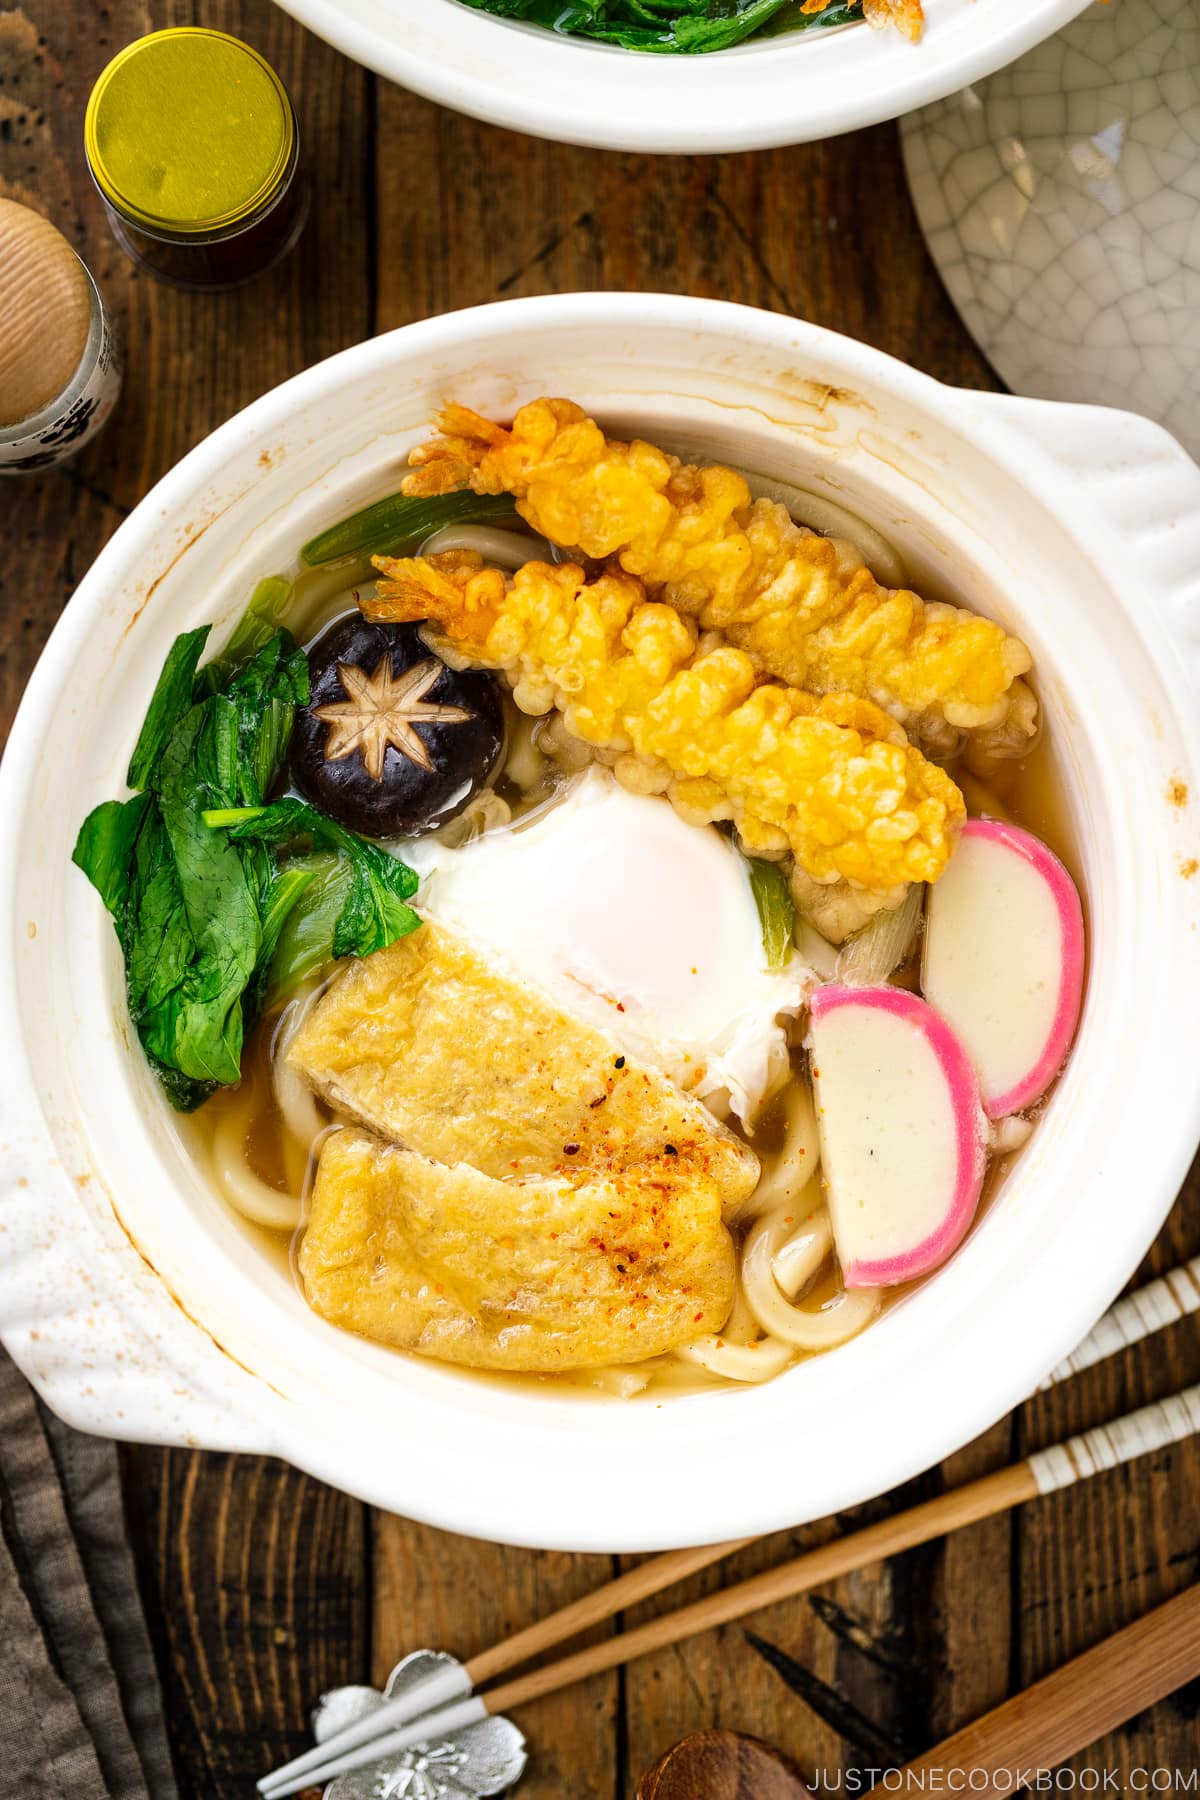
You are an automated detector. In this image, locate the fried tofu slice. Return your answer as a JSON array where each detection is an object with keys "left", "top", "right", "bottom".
[
  {"left": 299, "top": 1128, "right": 736, "bottom": 1372},
  {"left": 367, "top": 552, "right": 964, "bottom": 896},
  {"left": 287, "top": 923, "right": 759, "bottom": 1209},
  {"left": 402, "top": 398, "right": 1032, "bottom": 757}
]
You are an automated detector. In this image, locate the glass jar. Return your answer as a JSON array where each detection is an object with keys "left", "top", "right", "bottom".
[{"left": 84, "top": 28, "right": 310, "bottom": 290}]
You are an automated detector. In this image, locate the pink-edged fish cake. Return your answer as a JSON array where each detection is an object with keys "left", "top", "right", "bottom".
[
  {"left": 922, "top": 819, "right": 1085, "bottom": 1119},
  {"left": 808, "top": 984, "right": 989, "bottom": 1288}
]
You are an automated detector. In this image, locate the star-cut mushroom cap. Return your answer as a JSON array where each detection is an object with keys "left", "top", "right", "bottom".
[{"left": 314, "top": 654, "right": 475, "bottom": 780}]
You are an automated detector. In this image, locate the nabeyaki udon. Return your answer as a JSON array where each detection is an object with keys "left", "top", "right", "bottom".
[
  {"left": 286, "top": 399, "right": 1074, "bottom": 1381},
  {"left": 77, "top": 390, "right": 1080, "bottom": 1387}
]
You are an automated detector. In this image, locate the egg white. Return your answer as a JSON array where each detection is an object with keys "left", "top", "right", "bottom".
[{"left": 408, "top": 769, "right": 813, "bottom": 1126}]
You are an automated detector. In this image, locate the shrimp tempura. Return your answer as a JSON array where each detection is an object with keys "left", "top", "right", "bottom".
[
  {"left": 404, "top": 398, "right": 1035, "bottom": 758},
  {"left": 799, "top": 0, "right": 924, "bottom": 33},
  {"left": 367, "top": 550, "right": 965, "bottom": 900}
]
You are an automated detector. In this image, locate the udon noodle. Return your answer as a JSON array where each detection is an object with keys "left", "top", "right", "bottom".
[{"left": 184, "top": 461, "right": 1073, "bottom": 1399}]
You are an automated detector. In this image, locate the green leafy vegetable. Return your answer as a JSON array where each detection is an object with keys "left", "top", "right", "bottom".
[
  {"left": 208, "top": 799, "right": 420, "bottom": 960},
  {"left": 73, "top": 605, "right": 421, "bottom": 1112},
  {"left": 454, "top": 0, "right": 861, "bottom": 51},
  {"left": 301, "top": 490, "right": 520, "bottom": 568},
  {"left": 126, "top": 626, "right": 210, "bottom": 790},
  {"left": 263, "top": 853, "right": 354, "bottom": 1010},
  {"left": 748, "top": 857, "right": 796, "bottom": 971},
  {"left": 199, "top": 575, "right": 294, "bottom": 693}
]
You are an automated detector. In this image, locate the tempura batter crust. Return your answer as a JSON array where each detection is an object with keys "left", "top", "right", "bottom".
[
  {"left": 402, "top": 398, "right": 1032, "bottom": 754},
  {"left": 368, "top": 552, "right": 964, "bottom": 896}
]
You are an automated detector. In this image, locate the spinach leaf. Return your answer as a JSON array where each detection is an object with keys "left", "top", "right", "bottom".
[
  {"left": 126, "top": 626, "right": 210, "bottom": 790},
  {"left": 144, "top": 702, "right": 262, "bottom": 1088},
  {"left": 263, "top": 854, "right": 355, "bottom": 1009},
  {"left": 223, "top": 632, "right": 310, "bottom": 806},
  {"left": 198, "top": 576, "right": 294, "bottom": 694},
  {"left": 72, "top": 793, "right": 156, "bottom": 922},
  {"left": 210, "top": 798, "right": 421, "bottom": 962},
  {"left": 73, "top": 613, "right": 420, "bottom": 1113}
]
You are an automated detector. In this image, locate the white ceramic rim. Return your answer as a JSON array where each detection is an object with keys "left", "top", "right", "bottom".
[
  {"left": 273, "top": 0, "right": 1093, "bottom": 154},
  {"left": 2, "top": 294, "right": 1199, "bottom": 1551}
]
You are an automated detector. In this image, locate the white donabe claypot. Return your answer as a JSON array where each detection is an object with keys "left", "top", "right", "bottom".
[
  {"left": 2, "top": 294, "right": 1199, "bottom": 1552},
  {"left": 272, "top": 0, "right": 1092, "bottom": 155}
]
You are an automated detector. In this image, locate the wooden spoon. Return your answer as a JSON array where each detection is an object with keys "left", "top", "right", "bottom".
[{"left": 637, "top": 1729, "right": 809, "bottom": 1799}]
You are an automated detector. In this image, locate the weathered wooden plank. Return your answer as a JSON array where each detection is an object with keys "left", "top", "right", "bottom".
[
  {"left": 371, "top": 1517, "right": 620, "bottom": 1799},
  {"left": 371, "top": 90, "right": 997, "bottom": 381},
  {"left": 119, "top": 1447, "right": 368, "bottom": 1793},
  {"left": 2, "top": 5, "right": 374, "bottom": 1796},
  {"left": 1014, "top": 1153, "right": 1200, "bottom": 1790},
  {"left": 6, "top": 4, "right": 1200, "bottom": 1794}
]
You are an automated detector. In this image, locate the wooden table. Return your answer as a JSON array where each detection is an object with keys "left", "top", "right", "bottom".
[{"left": 3, "top": 5, "right": 1198, "bottom": 1795}]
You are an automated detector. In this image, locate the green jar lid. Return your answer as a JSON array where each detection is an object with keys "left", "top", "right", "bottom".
[{"left": 85, "top": 29, "right": 295, "bottom": 237}]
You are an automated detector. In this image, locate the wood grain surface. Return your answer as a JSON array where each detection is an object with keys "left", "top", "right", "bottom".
[{"left": 2, "top": 4, "right": 1199, "bottom": 1797}]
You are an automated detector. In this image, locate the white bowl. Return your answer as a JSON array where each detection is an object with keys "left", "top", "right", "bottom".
[
  {"left": 272, "top": 0, "right": 1093, "bottom": 154},
  {"left": 2, "top": 294, "right": 1200, "bottom": 1552}
]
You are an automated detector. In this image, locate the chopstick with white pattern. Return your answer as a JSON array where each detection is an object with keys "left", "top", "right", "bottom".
[{"left": 259, "top": 1261, "right": 1200, "bottom": 1798}]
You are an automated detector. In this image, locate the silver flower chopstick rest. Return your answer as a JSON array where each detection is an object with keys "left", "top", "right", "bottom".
[{"left": 308, "top": 1652, "right": 526, "bottom": 1799}]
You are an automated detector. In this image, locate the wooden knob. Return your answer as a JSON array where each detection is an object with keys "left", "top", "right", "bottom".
[
  {"left": 637, "top": 1730, "right": 811, "bottom": 1799},
  {"left": 0, "top": 199, "right": 91, "bottom": 428}
]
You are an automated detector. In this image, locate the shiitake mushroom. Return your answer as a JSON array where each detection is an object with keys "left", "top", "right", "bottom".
[{"left": 289, "top": 614, "right": 504, "bottom": 838}]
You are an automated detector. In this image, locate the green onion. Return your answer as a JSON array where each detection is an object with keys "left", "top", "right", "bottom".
[
  {"left": 301, "top": 490, "right": 520, "bottom": 568},
  {"left": 748, "top": 858, "right": 796, "bottom": 971}
]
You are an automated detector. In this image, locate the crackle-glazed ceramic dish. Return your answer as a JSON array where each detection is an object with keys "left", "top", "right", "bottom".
[
  {"left": 901, "top": 0, "right": 1200, "bottom": 457},
  {"left": 2, "top": 293, "right": 1199, "bottom": 1552},
  {"left": 269, "top": 0, "right": 1092, "bottom": 154}
]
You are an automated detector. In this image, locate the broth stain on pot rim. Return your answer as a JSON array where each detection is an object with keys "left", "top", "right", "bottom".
[
  {"left": 114, "top": 490, "right": 254, "bottom": 648},
  {"left": 85, "top": 1147, "right": 291, "bottom": 1402}
]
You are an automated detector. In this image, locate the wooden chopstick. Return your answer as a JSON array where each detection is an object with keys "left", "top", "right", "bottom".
[
  {"left": 259, "top": 1263, "right": 1199, "bottom": 1795},
  {"left": 1038, "top": 1254, "right": 1200, "bottom": 1389},
  {"left": 262, "top": 1382, "right": 1200, "bottom": 1795},
  {"left": 899, "top": 1583, "right": 1200, "bottom": 1794},
  {"left": 259, "top": 1258, "right": 1199, "bottom": 1796}
]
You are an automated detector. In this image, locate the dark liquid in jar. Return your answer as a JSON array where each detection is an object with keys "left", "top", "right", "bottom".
[{"left": 99, "top": 138, "right": 309, "bottom": 290}]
